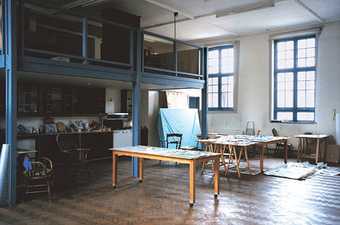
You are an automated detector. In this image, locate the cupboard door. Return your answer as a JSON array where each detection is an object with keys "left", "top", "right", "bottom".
[
  {"left": 45, "top": 87, "right": 63, "bottom": 115},
  {"left": 18, "top": 82, "right": 40, "bottom": 116}
]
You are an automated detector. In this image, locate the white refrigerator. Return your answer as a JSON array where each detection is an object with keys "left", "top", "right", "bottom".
[{"left": 113, "top": 129, "right": 132, "bottom": 148}]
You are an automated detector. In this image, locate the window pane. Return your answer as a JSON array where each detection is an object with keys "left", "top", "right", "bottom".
[
  {"left": 276, "top": 72, "right": 293, "bottom": 107},
  {"left": 277, "top": 112, "right": 293, "bottom": 121},
  {"left": 221, "top": 48, "right": 234, "bottom": 73},
  {"left": 297, "top": 112, "right": 314, "bottom": 121},
  {"left": 297, "top": 71, "right": 315, "bottom": 108},
  {"left": 276, "top": 40, "right": 294, "bottom": 69},
  {"left": 208, "top": 77, "right": 219, "bottom": 108},
  {"left": 297, "top": 37, "right": 316, "bottom": 68},
  {"left": 208, "top": 50, "right": 219, "bottom": 74}
]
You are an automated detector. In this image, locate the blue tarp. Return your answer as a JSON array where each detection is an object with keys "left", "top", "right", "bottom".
[
  {"left": 0, "top": 144, "right": 9, "bottom": 206},
  {"left": 158, "top": 108, "right": 201, "bottom": 149}
]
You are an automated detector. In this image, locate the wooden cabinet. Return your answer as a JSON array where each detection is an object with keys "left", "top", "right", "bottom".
[
  {"left": 16, "top": 82, "right": 106, "bottom": 116},
  {"left": 18, "top": 83, "right": 40, "bottom": 116}
]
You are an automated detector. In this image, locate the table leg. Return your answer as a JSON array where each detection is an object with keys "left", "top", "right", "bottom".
[
  {"left": 189, "top": 160, "right": 196, "bottom": 207},
  {"left": 260, "top": 145, "right": 265, "bottom": 173},
  {"left": 244, "top": 147, "right": 250, "bottom": 170},
  {"left": 323, "top": 138, "right": 328, "bottom": 162},
  {"left": 233, "top": 146, "right": 241, "bottom": 177},
  {"left": 213, "top": 157, "right": 219, "bottom": 198},
  {"left": 138, "top": 158, "right": 143, "bottom": 182},
  {"left": 284, "top": 139, "right": 288, "bottom": 164},
  {"left": 297, "top": 138, "right": 302, "bottom": 162},
  {"left": 316, "top": 139, "right": 320, "bottom": 163},
  {"left": 112, "top": 153, "right": 117, "bottom": 188}
]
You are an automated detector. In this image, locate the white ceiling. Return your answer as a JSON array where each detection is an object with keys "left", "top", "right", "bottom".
[{"left": 107, "top": 0, "right": 340, "bottom": 41}]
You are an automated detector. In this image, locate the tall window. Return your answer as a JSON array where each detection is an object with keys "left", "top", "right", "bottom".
[
  {"left": 208, "top": 45, "right": 234, "bottom": 110},
  {"left": 273, "top": 35, "right": 316, "bottom": 122}
]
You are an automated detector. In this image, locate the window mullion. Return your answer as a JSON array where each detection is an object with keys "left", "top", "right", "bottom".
[{"left": 293, "top": 39, "right": 298, "bottom": 122}]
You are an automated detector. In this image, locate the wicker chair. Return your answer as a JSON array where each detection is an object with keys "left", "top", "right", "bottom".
[{"left": 24, "top": 156, "right": 53, "bottom": 200}]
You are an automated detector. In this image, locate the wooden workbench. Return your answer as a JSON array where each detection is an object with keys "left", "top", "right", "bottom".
[
  {"left": 295, "top": 134, "right": 329, "bottom": 163},
  {"left": 199, "top": 135, "right": 289, "bottom": 174},
  {"left": 109, "top": 145, "right": 221, "bottom": 207}
]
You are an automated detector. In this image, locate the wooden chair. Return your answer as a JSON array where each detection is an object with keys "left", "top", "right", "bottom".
[
  {"left": 23, "top": 156, "right": 53, "bottom": 200},
  {"left": 166, "top": 133, "right": 183, "bottom": 149},
  {"left": 56, "top": 134, "right": 91, "bottom": 182},
  {"left": 272, "top": 128, "right": 293, "bottom": 157}
]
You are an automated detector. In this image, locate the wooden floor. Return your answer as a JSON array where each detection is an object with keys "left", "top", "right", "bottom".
[{"left": 1, "top": 158, "right": 340, "bottom": 225}]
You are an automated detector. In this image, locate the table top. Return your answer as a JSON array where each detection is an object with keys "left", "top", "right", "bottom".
[
  {"left": 294, "top": 134, "right": 329, "bottom": 139},
  {"left": 199, "top": 135, "right": 288, "bottom": 146},
  {"left": 109, "top": 145, "right": 221, "bottom": 160}
]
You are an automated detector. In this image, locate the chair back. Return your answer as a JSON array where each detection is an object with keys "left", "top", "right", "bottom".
[
  {"left": 24, "top": 157, "right": 53, "bottom": 179},
  {"left": 166, "top": 133, "right": 183, "bottom": 149},
  {"left": 272, "top": 128, "right": 279, "bottom": 137},
  {"left": 56, "top": 134, "right": 80, "bottom": 153}
]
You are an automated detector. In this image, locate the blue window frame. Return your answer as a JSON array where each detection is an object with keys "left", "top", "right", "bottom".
[
  {"left": 208, "top": 45, "right": 234, "bottom": 111},
  {"left": 273, "top": 35, "right": 316, "bottom": 122}
]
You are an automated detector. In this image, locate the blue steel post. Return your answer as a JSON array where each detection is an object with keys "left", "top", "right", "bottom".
[
  {"left": 201, "top": 47, "right": 208, "bottom": 138},
  {"left": 132, "top": 29, "right": 142, "bottom": 176},
  {"left": 82, "top": 18, "right": 88, "bottom": 62},
  {"left": 4, "top": 0, "right": 17, "bottom": 206}
]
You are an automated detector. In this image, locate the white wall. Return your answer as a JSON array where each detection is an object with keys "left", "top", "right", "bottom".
[{"left": 207, "top": 22, "right": 340, "bottom": 147}]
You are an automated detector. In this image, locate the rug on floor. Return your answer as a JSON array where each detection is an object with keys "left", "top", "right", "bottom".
[{"left": 264, "top": 162, "right": 340, "bottom": 180}]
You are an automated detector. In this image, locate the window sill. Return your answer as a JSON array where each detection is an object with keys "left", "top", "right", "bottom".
[
  {"left": 270, "top": 120, "right": 316, "bottom": 125},
  {"left": 208, "top": 108, "right": 235, "bottom": 112}
]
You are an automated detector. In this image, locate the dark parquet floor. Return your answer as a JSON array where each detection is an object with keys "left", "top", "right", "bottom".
[{"left": 1, "top": 158, "right": 340, "bottom": 225}]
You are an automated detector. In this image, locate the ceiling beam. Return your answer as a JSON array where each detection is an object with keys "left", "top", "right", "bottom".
[
  {"left": 143, "top": 0, "right": 195, "bottom": 19},
  {"left": 215, "top": 0, "right": 275, "bottom": 18},
  {"left": 294, "top": 0, "right": 324, "bottom": 23}
]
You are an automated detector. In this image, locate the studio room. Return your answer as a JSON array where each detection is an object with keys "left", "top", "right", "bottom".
[{"left": 0, "top": 0, "right": 340, "bottom": 225}]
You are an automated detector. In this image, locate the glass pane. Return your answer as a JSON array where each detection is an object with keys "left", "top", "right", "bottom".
[
  {"left": 297, "top": 37, "right": 316, "bottom": 68},
  {"left": 221, "top": 48, "right": 234, "bottom": 74},
  {"left": 306, "top": 90, "right": 315, "bottom": 107},
  {"left": 177, "top": 42, "right": 200, "bottom": 74},
  {"left": 24, "top": 9, "right": 83, "bottom": 59},
  {"left": 297, "top": 112, "right": 314, "bottom": 121},
  {"left": 144, "top": 34, "right": 175, "bottom": 70},
  {"left": 276, "top": 40, "right": 294, "bottom": 69},
  {"left": 276, "top": 72, "right": 293, "bottom": 107},
  {"left": 297, "top": 71, "right": 315, "bottom": 108},
  {"left": 298, "top": 90, "right": 306, "bottom": 107},
  {"left": 208, "top": 50, "right": 219, "bottom": 74},
  {"left": 208, "top": 93, "right": 218, "bottom": 108},
  {"left": 88, "top": 21, "right": 131, "bottom": 65},
  {"left": 277, "top": 112, "right": 293, "bottom": 121}
]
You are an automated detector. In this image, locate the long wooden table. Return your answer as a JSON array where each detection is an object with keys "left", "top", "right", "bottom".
[
  {"left": 200, "top": 135, "right": 289, "bottom": 174},
  {"left": 109, "top": 145, "right": 221, "bottom": 206}
]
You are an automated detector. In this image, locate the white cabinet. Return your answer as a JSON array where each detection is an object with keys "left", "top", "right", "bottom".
[{"left": 113, "top": 129, "right": 132, "bottom": 148}]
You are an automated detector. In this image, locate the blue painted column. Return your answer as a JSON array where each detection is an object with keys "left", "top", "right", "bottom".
[
  {"left": 132, "top": 29, "right": 143, "bottom": 176},
  {"left": 82, "top": 17, "right": 88, "bottom": 62},
  {"left": 201, "top": 47, "right": 208, "bottom": 138},
  {"left": 4, "top": 0, "right": 17, "bottom": 206}
]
